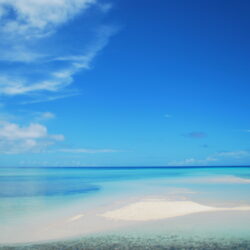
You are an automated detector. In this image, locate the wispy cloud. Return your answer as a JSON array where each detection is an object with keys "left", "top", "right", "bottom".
[
  {"left": 168, "top": 156, "right": 218, "bottom": 166},
  {"left": 0, "top": 25, "right": 117, "bottom": 97},
  {"left": 21, "top": 91, "right": 81, "bottom": 104},
  {"left": 183, "top": 132, "right": 207, "bottom": 138},
  {"left": 35, "top": 112, "right": 55, "bottom": 121},
  {"left": 0, "top": 0, "right": 95, "bottom": 64},
  {"left": 0, "top": 0, "right": 117, "bottom": 155},
  {"left": 216, "top": 150, "right": 250, "bottom": 158},
  {"left": 0, "top": 46, "right": 44, "bottom": 63},
  {"left": 169, "top": 150, "right": 250, "bottom": 166},
  {"left": 0, "top": 121, "right": 64, "bottom": 154},
  {"left": 0, "top": 0, "right": 96, "bottom": 39},
  {"left": 0, "top": 0, "right": 117, "bottom": 102},
  {"left": 0, "top": 109, "right": 16, "bottom": 121},
  {"left": 58, "top": 148, "right": 120, "bottom": 153}
]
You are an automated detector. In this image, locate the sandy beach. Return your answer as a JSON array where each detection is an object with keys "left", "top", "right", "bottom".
[
  {"left": 1, "top": 167, "right": 250, "bottom": 247},
  {"left": 2, "top": 196, "right": 250, "bottom": 245}
]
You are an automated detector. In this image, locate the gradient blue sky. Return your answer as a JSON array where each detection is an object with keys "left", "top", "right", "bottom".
[{"left": 0, "top": 0, "right": 250, "bottom": 167}]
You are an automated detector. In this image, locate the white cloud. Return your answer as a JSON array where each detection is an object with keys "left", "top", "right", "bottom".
[
  {"left": 216, "top": 150, "right": 250, "bottom": 158},
  {"left": 21, "top": 91, "right": 81, "bottom": 104},
  {"left": 0, "top": 0, "right": 96, "bottom": 39},
  {"left": 0, "top": 121, "right": 64, "bottom": 154},
  {"left": 168, "top": 156, "right": 218, "bottom": 166},
  {"left": 0, "top": 75, "right": 71, "bottom": 95},
  {"left": 53, "top": 25, "right": 117, "bottom": 72},
  {"left": 34, "top": 112, "right": 55, "bottom": 121},
  {"left": 168, "top": 150, "right": 250, "bottom": 166},
  {"left": 59, "top": 148, "right": 119, "bottom": 153},
  {"left": 40, "top": 112, "right": 55, "bottom": 120},
  {"left": 0, "top": 0, "right": 99, "bottom": 65},
  {"left": 0, "top": 122, "right": 46, "bottom": 139},
  {"left": 0, "top": 25, "right": 117, "bottom": 97},
  {"left": 0, "top": 46, "right": 45, "bottom": 63},
  {"left": 0, "top": 0, "right": 117, "bottom": 103}
]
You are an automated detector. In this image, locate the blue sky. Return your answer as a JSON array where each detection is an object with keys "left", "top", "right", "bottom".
[{"left": 0, "top": 0, "right": 250, "bottom": 167}]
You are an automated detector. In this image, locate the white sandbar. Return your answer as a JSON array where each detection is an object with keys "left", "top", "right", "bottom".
[{"left": 100, "top": 199, "right": 250, "bottom": 221}]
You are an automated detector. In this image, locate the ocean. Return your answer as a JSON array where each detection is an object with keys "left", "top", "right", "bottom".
[{"left": 0, "top": 166, "right": 250, "bottom": 249}]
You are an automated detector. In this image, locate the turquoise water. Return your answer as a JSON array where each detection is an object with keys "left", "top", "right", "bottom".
[
  {"left": 1, "top": 167, "right": 250, "bottom": 221},
  {"left": 1, "top": 166, "right": 250, "bottom": 246}
]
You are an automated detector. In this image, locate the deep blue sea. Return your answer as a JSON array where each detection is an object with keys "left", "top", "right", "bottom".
[{"left": 1, "top": 166, "right": 250, "bottom": 246}]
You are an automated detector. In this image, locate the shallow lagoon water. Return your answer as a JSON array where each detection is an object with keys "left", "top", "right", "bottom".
[{"left": 0, "top": 166, "right": 250, "bottom": 248}]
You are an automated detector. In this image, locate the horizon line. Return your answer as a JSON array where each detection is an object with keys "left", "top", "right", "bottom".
[{"left": 1, "top": 165, "right": 250, "bottom": 169}]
